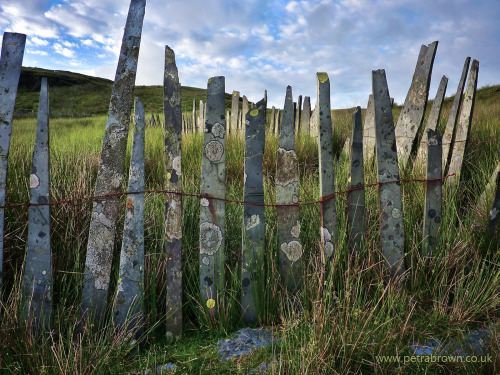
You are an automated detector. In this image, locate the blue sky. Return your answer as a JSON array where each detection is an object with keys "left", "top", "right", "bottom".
[{"left": 0, "top": 0, "right": 499, "bottom": 110}]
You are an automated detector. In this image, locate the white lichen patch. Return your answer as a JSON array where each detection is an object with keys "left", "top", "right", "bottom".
[
  {"left": 172, "top": 156, "right": 182, "bottom": 176},
  {"left": 324, "top": 242, "right": 334, "bottom": 259},
  {"left": 41, "top": 270, "right": 47, "bottom": 275},
  {"left": 200, "top": 198, "right": 209, "bottom": 207},
  {"left": 205, "top": 140, "right": 224, "bottom": 162},
  {"left": 212, "top": 123, "right": 225, "bottom": 138},
  {"left": 244, "top": 173, "right": 247, "bottom": 184},
  {"left": 290, "top": 220, "right": 301, "bottom": 238},
  {"left": 490, "top": 207, "right": 498, "bottom": 220},
  {"left": 292, "top": 195, "right": 299, "bottom": 204},
  {"left": 202, "top": 257, "right": 210, "bottom": 265},
  {"left": 200, "top": 222, "right": 222, "bottom": 255},
  {"left": 246, "top": 214, "right": 261, "bottom": 230},
  {"left": 30, "top": 174, "right": 40, "bottom": 189},
  {"left": 392, "top": 208, "right": 401, "bottom": 219},
  {"left": 321, "top": 227, "right": 332, "bottom": 242},
  {"left": 281, "top": 241, "right": 302, "bottom": 262}
]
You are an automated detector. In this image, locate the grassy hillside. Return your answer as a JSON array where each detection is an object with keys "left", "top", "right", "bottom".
[{"left": 15, "top": 67, "right": 239, "bottom": 116}]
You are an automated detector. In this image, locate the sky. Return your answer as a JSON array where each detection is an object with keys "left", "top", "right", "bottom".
[{"left": 0, "top": 0, "right": 499, "bottom": 110}]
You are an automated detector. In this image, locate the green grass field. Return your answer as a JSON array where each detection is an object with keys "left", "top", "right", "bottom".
[{"left": 0, "top": 68, "right": 500, "bottom": 374}]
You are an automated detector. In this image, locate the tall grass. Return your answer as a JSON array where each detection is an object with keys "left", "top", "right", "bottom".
[{"left": 1, "top": 89, "right": 499, "bottom": 374}]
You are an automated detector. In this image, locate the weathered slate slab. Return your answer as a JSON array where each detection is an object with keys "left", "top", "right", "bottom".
[
  {"left": 198, "top": 100, "right": 204, "bottom": 133},
  {"left": 301, "top": 96, "right": 311, "bottom": 136},
  {"left": 199, "top": 77, "right": 226, "bottom": 318},
  {"left": 423, "top": 129, "right": 442, "bottom": 257},
  {"left": 347, "top": 107, "right": 365, "bottom": 253},
  {"left": 395, "top": 41, "right": 438, "bottom": 166},
  {"left": 363, "top": 95, "right": 375, "bottom": 161},
  {"left": 163, "top": 46, "right": 183, "bottom": 341},
  {"left": 0, "top": 32, "right": 26, "bottom": 292},
  {"left": 270, "top": 106, "right": 276, "bottom": 135},
  {"left": 82, "top": 0, "right": 146, "bottom": 322},
  {"left": 372, "top": 69, "right": 405, "bottom": 277},
  {"left": 231, "top": 90, "right": 240, "bottom": 135},
  {"left": 316, "top": 73, "right": 338, "bottom": 264},
  {"left": 113, "top": 97, "right": 145, "bottom": 334},
  {"left": 192, "top": 99, "right": 196, "bottom": 132},
  {"left": 274, "top": 109, "right": 280, "bottom": 136},
  {"left": 310, "top": 101, "right": 318, "bottom": 138},
  {"left": 489, "top": 172, "right": 500, "bottom": 237},
  {"left": 446, "top": 60, "right": 479, "bottom": 188},
  {"left": 21, "top": 77, "right": 52, "bottom": 331},
  {"left": 295, "top": 95, "right": 302, "bottom": 134},
  {"left": 414, "top": 75, "right": 448, "bottom": 168},
  {"left": 277, "top": 86, "right": 302, "bottom": 293},
  {"left": 442, "top": 57, "right": 471, "bottom": 171},
  {"left": 241, "top": 96, "right": 266, "bottom": 324}
]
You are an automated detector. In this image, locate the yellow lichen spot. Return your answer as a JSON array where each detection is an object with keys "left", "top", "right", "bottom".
[
  {"left": 167, "top": 172, "right": 171, "bottom": 180},
  {"left": 250, "top": 109, "right": 258, "bottom": 117},
  {"left": 317, "top": 72, "right": 329, "bottom": 83},
  {"left": 348, "top": 176, "right": 351, "bottom": 184},
  {"left": 208, "top": 78, "right": 212, "bottom": 84},
  {"left": 233, "top": 91, "right": 238, "bottom": 96},
  {"left": 117, "top": 278, "right": 122, "bottom": 284},
  {"left": 206, "top": 299, "right": 215, "bottom": 309}
]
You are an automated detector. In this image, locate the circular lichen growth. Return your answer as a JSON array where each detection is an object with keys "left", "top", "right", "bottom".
[
  {"left": 317, "top": 72, "right": 329, "bottom": 83},
  {"left": 250, "top": 109, "right": 259, "bottom": 117},
  {"left": 204, "top": 141, "right": 224, "bottom": 162},
  {"left": 281, "top": 241, "right": 302, "bottom": 262},
  {"left": 200, "top": 222, "right": 222, "bottom": 255}
]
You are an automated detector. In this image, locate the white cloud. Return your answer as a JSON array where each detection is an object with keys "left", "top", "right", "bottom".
[
  {"left": 54, "top": 43, "right": 75, "bottom": 58},
  {"left": 30, "top": 37, "right": 49, "bottom": 46},
  {"left": 28, "top": 50, "right": 48, "bottom": 56}
]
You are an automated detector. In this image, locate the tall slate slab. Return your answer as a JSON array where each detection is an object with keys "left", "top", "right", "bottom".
[
  {"left": 478, "top": 163, "right": 500, "bottom": 212},
  {"left": 363, "top": 95, "right": 376, "bottom": 162},
  {"left": 423, "top": 130, "right": 442, "bottom": 256},
  {"left": 414, "top": 75, "right": 448, "bottom": 168},
  {"left": 0, "top": 32, "right": 26, "bottom": 293},
  {"left": 277, "top": 86, "right": 302, "bottom": 293},
  {"left": 198, "top": 100, "right": 204, "bottom": 133},
  {"left": 442, "top": 57, "right": 471, "bottom": 172},
  {"left": 21, "top": 77, "right": 52, "bottom": 331},
  {"left": 310, "top": 102, "right": 318, "bottom": 138},
  {"left": 270, "top": 106, "right": 276, "bottom": 135},
  {"left": 163, "top": 46, "right": 183, "bottom": 341},
  {"left": 295, "top": 95, "right": 302, "bottom": 134},
  {"left": 231, "top": 90, "right": 240, "bottom": 135},
  {"left": 81, "top": 0, "right": 146, "bottom": 322},
  {"left": 301, "top": 96, "right": 311, "bottom": 136},
  {"left": 274, "top": 109, "right": 280, "bottom": 136},
  {"left": 199, "top": 77, "right": 226, "bottom": 318},
  {"left": 395, "top": 41, "right": 438, "bottom": 166},
  {"left": 316, "top": 73, "right": 338, "bottom": 264},
  {"left": 347, "top": 107, "right": 365, "bottom": 253},
  {"left": 242, "top": 95, "right": 249, "bottom": 131},
  {"left": 372, "top": 70, "right": 405, "bottom": 277},
  {"left": 192, "top": 98, "right": 196, "bottom": 132},
  {"left": 113, "top": 98, "right": 145, "bottom": 334},
  {"left": 446, "top": 60, "right": 479, "bottom": 188},
  {"left": 241, "top": 96, "right": 266, "bottom": 324},
  {"left": 489, "top": 172, "right": 500, "bottom": 237}
]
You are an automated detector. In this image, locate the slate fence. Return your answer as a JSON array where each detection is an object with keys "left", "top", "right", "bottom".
[{"left": 0, "top": 0, "right": 499, "bottom": 340}]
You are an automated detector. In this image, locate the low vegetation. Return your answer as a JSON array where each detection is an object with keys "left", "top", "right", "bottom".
[{"left": 0, "top": 69, "right": 499, "bottom": 374}]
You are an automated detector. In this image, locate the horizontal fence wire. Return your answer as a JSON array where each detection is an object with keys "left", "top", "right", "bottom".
[
  {"left": 362, "top": 136, "right": 500, "bottom": 145},
  {"left": 0, "top": 174, "right": 456, "bottom": 209}
]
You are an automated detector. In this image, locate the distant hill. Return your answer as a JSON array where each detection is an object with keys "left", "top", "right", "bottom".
[
  {"left": 13, "top": 67, "right": 500, "bottom": 117},
  {"left": 14, "top": 67, "right": 229, "bottom": 116}
]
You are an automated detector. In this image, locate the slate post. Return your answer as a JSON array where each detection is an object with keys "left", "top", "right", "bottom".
[
  {"left": 372, "top": 69, "right": 405, "bottom": 277},
  {"left": 347, "top": 107, "right": 365, "bottom": 254},
  {"left": 446, "top": 60, "right": 479, "bottom": 188},
  {"left": 113, "top": 98, "right": 145, "bottom": 335},
  {"left": 395, "top": 41, "right": 438, "bottom": 166},
  {"left": 489, "top": 172, "right": 500, "bottom": 237},
  {"left": 21, "top": 77, "right": 52, "bottom": 332},
  {"left": 363, "top": 95, "right": 375, "bottom": 162},
  {"left": 164, "top": 46, "right": 183, "bottom": 341},
  {"left": 0, "top": 32, "right": 26, "bottom": 293},
  {"left": 414, "top": 75, "right": 448, "bottom": 168},
  {"left": 301, "top": 96, "right": 311, "bottom": 136},
  {"left": 82, "top": 0, "right": 146, "bottom": 322},
  {"left": 199, "top": 77, "right": 226, "bottom": 318},
  {"left": 231, "top": 90, "right": 240, "bottom": 135},
  {"left": 423, "top": 130, "right": 442, "bottom": 257},
  {"left": 241, "top": 96, "right": 266, "bottom": 324},
  {"left": 442, "top": 57, "right": 471, "bottom": 172},
  {"left": 277, "top": 86, "right": 302, "bottom": 293},
  {"left": 316, "top": 73, "right": 338, "bottom": 264}
]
